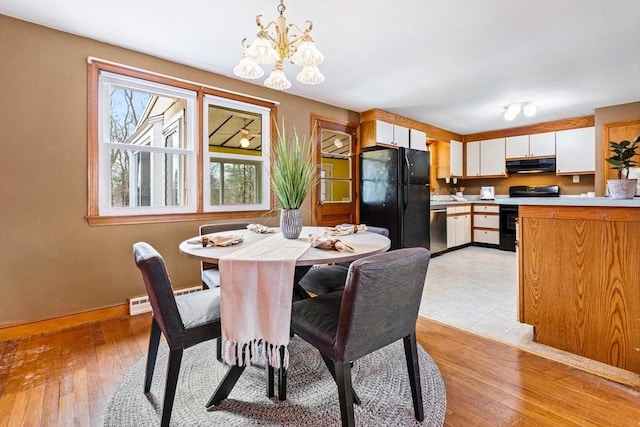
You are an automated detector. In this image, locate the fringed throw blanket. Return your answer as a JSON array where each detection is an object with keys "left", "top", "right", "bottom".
[{"left": 218, "top": 234, "right": 310, "bottom": 368}]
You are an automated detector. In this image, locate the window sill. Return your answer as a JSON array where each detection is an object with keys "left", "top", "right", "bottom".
[{"left": 86, "top": 210, "right": 277, "bottom": 226}]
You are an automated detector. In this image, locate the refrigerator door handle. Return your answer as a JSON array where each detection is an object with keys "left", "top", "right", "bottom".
[{"left": 403, "top": 151, "right": 410, "bottom": 211}]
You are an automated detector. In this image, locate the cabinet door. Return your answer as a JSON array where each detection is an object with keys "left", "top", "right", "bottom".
[
  {"left": 556, "top": 127, "right": 595, "bottom": 174},
  {"left": 466, "top": 141, "right": 480, "bottom": 177},
  {"left": 506, "top": 135, "right": 529, "bottom": 159},
  {"left": 460, "top": 214, "right": 471, "bottom": 245},
  {"left": 409, "top": 128, "right": 427, "bottom": 151},
  {"left": 480, "top": 138, "right": 506, "bottom": 176},
  {"left": 376, "top": 120, "right": 394, "bottom": 144},
  {"left": 446, "top": 214, "right": 457, "bottom": 248},
  {"left": 393, "top": 124, "right": 410, "bottom": 148},
  {"left": 529, "top": 132, "right": 555, "bottom": 157},
  {"left": 450, "top": 140, "right": 463, "bottom": 176}
]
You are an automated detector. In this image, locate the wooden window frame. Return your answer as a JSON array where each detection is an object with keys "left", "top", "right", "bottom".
[{"left": 87, "top": 60, "right": 277, "bottom": 225}]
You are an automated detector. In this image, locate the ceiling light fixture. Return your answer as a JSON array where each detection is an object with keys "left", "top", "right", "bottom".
[
  {"left": 504, "top": 102, "right": 537, "bottom": 121},
  {"left": 240, "top": 136, "right": 251, "bottom": 148},
  {"left": 233, "top": 0, "right": 324, "bottom": 91},
  {"left": 333, "top": 138, "right": 344, "bottom": 149}
]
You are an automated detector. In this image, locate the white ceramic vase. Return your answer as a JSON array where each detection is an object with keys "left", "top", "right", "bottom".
[{"left": 607, "top": 179, "right": 637, "bottom": 199}]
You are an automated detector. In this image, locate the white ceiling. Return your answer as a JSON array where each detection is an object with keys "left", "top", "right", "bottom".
[{"left": 1, "top": 0, "right": 639, "bottom": 135}]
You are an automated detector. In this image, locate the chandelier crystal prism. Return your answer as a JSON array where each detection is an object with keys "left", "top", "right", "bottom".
[{"left": 233, "top": 0, "right": 324, "bottom": 90}]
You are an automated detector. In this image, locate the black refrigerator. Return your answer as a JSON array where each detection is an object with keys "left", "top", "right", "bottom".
[{"left": 360, "top": 147, "right": 430, "bottom": 250}]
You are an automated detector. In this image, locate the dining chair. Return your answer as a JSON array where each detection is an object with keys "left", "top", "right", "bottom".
[
  {"left": 298, "top": 225, "right": 389, "bottom": 295},
  {"left": 133, "top": 242, "right": 222, "bottom": 427},
  {"left": 199, "top": 222, "right": 251, "bottom": 289},
  {"left": 290, "top": 247, "right": 430, "bottom": 427}
]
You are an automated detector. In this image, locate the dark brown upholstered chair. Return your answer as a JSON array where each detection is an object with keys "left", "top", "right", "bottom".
[
  {"left": 291, "top": 247, "right": 430, "bottom": 427},
  {"left": 199, "top": 222, "right": 252, "bottom": 289},
  {"left": 298, "top": 225, "right": 389, "bottom": 295},
  {"left": 133, "top": 242, "right": 222, "bottom": 427}
]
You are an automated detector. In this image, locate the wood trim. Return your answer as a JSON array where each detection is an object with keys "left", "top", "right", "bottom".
[
  {"left": 519, "top": 205, "right": 640, "bottom": 222},
  {"left": 87, "top": 61, "right": 100, "bottom": 217},
  {"left": 0, "top": 304, "right": 129, "bottom": 342},
  {"left": 86, "top": 209, "right": 277, "bottom": 226},
  {"left": 360, "top": 108, "right": 463, "bottom": 142},
  {"left": 465, "top": 115, "right": 595, "bottom": 142}
]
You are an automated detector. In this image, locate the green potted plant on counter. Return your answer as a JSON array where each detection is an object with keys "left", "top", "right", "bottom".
[
  {"left": 271, "top": 119, "right": 317, "bottom": 238},
  {"left": 606, "top": 134, "right": 639, "bottom": 199}
]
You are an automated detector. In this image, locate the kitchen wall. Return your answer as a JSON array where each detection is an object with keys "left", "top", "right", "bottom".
[
  {"left": 444, "top": 174, "right": 596, "bottom": 198},
  {"left": 0, "top": 15, "right": 359, "bottom": 326}
]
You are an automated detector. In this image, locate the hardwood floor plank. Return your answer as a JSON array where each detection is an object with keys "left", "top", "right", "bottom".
[
  {"left": 21, "top": 383, "right": 45, "bottom": 427},
  {"left": 41, "top": 381, "right": 60, "bottom": 427}
]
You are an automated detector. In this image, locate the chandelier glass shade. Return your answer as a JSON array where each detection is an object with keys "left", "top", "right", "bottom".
[{"left": 233, "top": 0, "right": 324, "bottom": 90}]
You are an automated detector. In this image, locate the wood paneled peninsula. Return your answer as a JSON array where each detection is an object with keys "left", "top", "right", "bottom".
[{"left": 496, "top": 198, "right": 639, "bottom": 373}]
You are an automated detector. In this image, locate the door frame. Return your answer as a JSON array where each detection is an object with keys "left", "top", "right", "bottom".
[{"left": 310, "top": 114, "right": 360, "bottom": 226}]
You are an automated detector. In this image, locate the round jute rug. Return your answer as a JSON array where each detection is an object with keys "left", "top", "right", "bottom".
[{"left": 104, "top": 336, "right": 446, "bottom": 426}]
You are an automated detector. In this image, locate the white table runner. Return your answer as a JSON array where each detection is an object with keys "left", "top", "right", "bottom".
[{"left": 218, "top": 233, "right": 310, "bottom": 368}]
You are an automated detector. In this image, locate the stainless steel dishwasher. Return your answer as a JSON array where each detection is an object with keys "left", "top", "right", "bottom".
[{"left": 429, "top": 207, "right": 447, "bottom": 254}]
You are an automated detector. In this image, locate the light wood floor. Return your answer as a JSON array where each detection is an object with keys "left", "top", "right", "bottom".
[{"left": 1, "top": 314, "right": 638, "bottom": 426}]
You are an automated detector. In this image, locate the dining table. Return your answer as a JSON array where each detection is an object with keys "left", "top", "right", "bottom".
[{"left": 178, "top": 225, "right": 391, "bottom": 407}]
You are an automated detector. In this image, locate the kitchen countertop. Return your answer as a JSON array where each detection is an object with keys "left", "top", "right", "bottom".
[
  {"left": 495, "top": 197, "right": 639, "bottom": 207},
  {"left": 430, "top": 197, "right": 640, "bottom": 208}
]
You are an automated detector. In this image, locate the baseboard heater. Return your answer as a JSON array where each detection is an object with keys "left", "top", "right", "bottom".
[{"left": 128, "top": 285, "right": 203, "bottom": 316}]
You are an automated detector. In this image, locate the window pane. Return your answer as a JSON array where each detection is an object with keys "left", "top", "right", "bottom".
[
  {"left": 207, "top": 105, "right": 262, "bottom": 155},
  {"left": 110, "top": 149, "right": 189, "bottom": 208},
  {"left": 208, "top": 158, "right": 261, "bottom": 206}
]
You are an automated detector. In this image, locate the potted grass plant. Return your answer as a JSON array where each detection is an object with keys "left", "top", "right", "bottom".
[
  {"left": 605, "top": 134, "right": 639, "bottom": 199},
  {"left": 271, "top": 120, "right": 317, "bottom": 238}
]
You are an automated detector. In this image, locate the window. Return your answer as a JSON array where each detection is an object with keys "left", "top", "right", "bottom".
[
  {"left": 88, "top": 60, "right": 275, "bottom": 224},
  {"left": 203, "top": 96, "right": 271, "bottom": 212}
]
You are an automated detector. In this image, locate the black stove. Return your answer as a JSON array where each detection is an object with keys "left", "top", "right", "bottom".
[
  {"left": 499, "top": 185, "right": 560, "bottom": 251},
  {"left": 508, "top": 185, "right": 560, "bottom": 198}
]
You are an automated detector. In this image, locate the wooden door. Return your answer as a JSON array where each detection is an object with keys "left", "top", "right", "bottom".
[
  {"left": 603, "top": 119, "right": 640, "bottom": 182},
  {"left": 311, "top": 116, "right": 358, "bottom": 227}
]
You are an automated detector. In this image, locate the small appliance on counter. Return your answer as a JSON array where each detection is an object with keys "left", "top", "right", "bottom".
[{"left": 480, "top": 186, "right": 495, "bottom": 200}]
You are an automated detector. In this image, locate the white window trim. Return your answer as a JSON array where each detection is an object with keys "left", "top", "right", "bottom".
[
  {"left": 98, "top": 71, "right": 198, "bottom": 216},
  {"left": 203, "top": 95, "right": 271, "bottom": 212}
]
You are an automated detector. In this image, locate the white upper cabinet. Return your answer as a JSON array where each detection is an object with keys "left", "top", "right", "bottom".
[
  {"left": 376, "top": 120, "right": 394, "bottom": 144},
  {"left": 409, "top": 128, "right": 427, "bottom": 151},
  {"left": 393, "top": 124, "right": 410, "bottom": 148},
  {"left": 466, "top": 141, "right": 480, "bottom": 177},
  {"left": 506, "top": 132, "right": 555, "bottom": 159},
  {"left": 556, "top": 127, "right": 595, "bottom": 174},
  {"left": 480, "top": 138, "right": 506, "bottom": 176},
  {"left": 529, "top": 132, "right": 555, "bottom": 157},
  {"left": 505, "top": 135, "right": 530, "bottom": 159},
  {"left": 450, "top": 140, "right": 463, "bottom": 176}
]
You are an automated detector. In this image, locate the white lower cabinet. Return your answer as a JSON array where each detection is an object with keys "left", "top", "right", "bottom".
[
  {"left": 446, "top": 205, "right": 471, "bottom": 248},
  {"left": 472, "top": 204, "right": 500, "bottom": 246}
]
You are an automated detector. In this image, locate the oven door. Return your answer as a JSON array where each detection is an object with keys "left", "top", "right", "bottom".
[{"left": 499, "top": 205, "right": 518, "bottom": 252}]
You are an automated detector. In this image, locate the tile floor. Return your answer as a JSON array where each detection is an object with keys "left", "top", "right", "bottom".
[{"left": 419, "top": 245, "right": 640, "bottom": 389}]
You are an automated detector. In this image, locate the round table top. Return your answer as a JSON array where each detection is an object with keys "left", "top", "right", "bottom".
[{"left": 179, "top": 226, "right": 391, "bottom": 266}]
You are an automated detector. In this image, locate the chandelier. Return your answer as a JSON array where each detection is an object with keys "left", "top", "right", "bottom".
[{"left": 233, "top": 0, "right": 325, "bottom": 91}]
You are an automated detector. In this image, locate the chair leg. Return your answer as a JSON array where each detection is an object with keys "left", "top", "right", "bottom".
[
  {"left": 267, "top": 364, "right": 275, "bottom": 398},
  {"left": 144, "top": 318, "right": 162, "bottom": 393},
  {"left": 216, "top": 338, "right": 222, "bottom": 362},
  {"left": 320, "top": 353, "right": 361, "bottom": 405},
  {"left": 278, "top": 345, "right": 287, "bottom": 401},
  {"left": 335, "top": 362, "right": 355, "bottom": 427},
  {"left": 403, "top": 332, "right": 424, "bottom": 422},
  {"left": 160, "top": 348, "right": 184, "bottom": 427}
]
